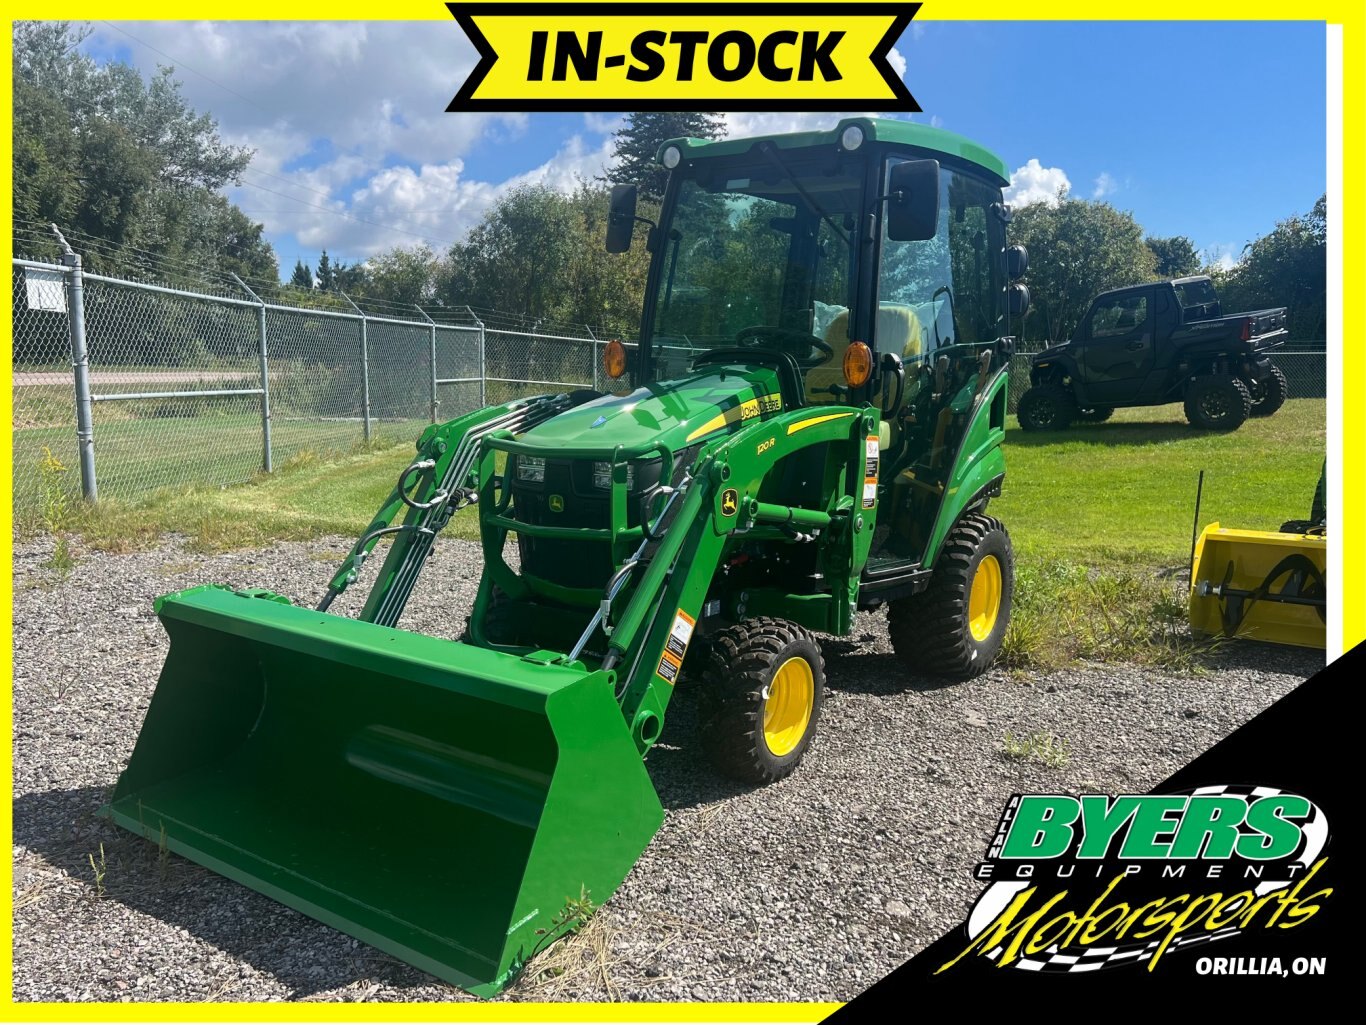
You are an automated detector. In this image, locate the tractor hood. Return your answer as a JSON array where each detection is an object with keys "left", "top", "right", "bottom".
[{"left": 519, "top": 364, "right": 786, "bottom": 456}]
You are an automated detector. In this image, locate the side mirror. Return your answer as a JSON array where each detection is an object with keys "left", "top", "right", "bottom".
[
  {"left": 606, "top": 184, "right": 638, "bottom": 253},
  {"left": 1008, "top": 283, "right": 1030, "bottom": 318},
  {"left": 886, "top": 159, "right": 941, "bottom": 242},
  {"left": 1007, "top": 244, "right": 1029, "bottom": 280}
]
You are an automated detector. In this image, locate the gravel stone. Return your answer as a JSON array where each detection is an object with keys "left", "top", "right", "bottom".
[{"left": 11, "top": 533, "right": 1321, "bottom": 1002}]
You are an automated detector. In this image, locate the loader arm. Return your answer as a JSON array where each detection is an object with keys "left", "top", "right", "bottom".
[{"left": 319, "top": 394, "right": 571, "bottom": 625}]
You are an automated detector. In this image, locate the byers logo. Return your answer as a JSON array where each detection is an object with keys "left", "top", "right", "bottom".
[
  {"left": 940, "top": 786, "right": 1331, "bottom": 975},
  {"left": 446, "top": 3, "right": 919, "bottom": 111}
]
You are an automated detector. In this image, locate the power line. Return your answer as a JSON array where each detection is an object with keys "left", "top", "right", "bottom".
[{"left": 98, "top": 21, "right": 271, "bottom": 115}]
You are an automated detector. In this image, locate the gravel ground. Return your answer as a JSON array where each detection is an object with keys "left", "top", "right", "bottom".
[{"left": 11, "top": 534, "right": 1321, "bottom": 1003}]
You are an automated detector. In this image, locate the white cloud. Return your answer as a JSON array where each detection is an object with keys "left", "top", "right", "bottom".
[
  {"left": 929, "top": 114, "right": 944, "bottom": 129},
  {"left": 1004, "top": 159, "right": 1071, "bottom": 208},
  {"left": 887, "top": 46, "right": 907, "bottom": 80},
  {"left": 1203, "top": 242, "right": 1242, "bottom": 271},
  {"left": 1092, "top": 171, "right": 1118, "bottom": 199}
]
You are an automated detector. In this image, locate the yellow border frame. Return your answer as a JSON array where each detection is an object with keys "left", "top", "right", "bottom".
[{"left": 1, "top": 1, "right": 1359, "bottom": 1019}]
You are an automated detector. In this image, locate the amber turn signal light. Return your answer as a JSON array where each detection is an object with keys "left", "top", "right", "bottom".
[
  {"left": 843, "top": 341, "right": 873, "bottom": 388},
  {"left": 603, "top": 339, "right": 627, "bottom": 380}
]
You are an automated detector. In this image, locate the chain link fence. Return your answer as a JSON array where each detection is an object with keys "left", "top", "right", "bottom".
[{"left": 12, "top": 250, "right": 1329, "bottom": 521}]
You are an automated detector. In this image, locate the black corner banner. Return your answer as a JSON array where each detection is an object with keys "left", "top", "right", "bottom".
[
  {"left": 830, "top": 645, "right": 1354, "bottom": 1011},
  {"left": 446, "top": 3, "right": 919, "bottom": 112}
]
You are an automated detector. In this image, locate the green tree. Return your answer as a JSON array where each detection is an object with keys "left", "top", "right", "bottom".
[
  {"left": 316, "top": 250, "right": 335, "bottom": 291},
  {"left": 1145, "top": 234, "right": 1201, "bottom": 278},
  {"left": 290, "top": 259, "right": 314, "bottom": 289},
  {"left": 366, "top": 245, "right": 440, "bottom": 307},
  {"left": 1010, "top": 196, "right": 1158, "bottom": 342},
  {"left": 1211, "top": 196, "right": 1326, "bottom": 339},
  {"left": 331, "top": 259, "right": 369, "bottom": 295},
  {"left": 604, "top": 111, "right": 725, "bottom": 198},
  {"left": 12, "top": 21, "right": 270, "bottom": 279},
  {"left": 439, "top": 183, "right": 651, "bottom": 331}
]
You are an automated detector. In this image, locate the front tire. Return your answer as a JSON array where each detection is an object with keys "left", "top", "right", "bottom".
[
  {"left": 1248, "top": 365, "right": 1288, "bottom": 417},
  {"left": 701, "top": 618, "right": 825, "bottom": 784},
  {"left": 1184, "top": 374, "right": 1252, "bottom": 430},
  {"left": 1017, "top": 385, "right": 1076, "bottom": 431},
  {"left": 889, "top": 513, "right": 1014, "bottom": 680}
]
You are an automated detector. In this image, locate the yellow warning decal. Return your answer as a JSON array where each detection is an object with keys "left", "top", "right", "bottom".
[
  {"left": 656, "top": 607, "right": 697, "bottom": 685},
  {"left": 785, "top": 411, "right": 853, "bottom": 436},
  {"left": 863, "top": 434, "right": 879, "bottom": 509}
]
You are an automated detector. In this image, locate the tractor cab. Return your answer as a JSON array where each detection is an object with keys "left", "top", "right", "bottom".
[{"left": 606, "top": 117, "right": 1027, "bottom": 588}]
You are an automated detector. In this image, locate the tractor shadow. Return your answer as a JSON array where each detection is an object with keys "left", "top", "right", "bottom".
[
  {"left": 13, "top": 785, "right": 493, "bottom": 1000},
  {"left": 1005, "top": 421, "right": 1222, "bottom": 448}
]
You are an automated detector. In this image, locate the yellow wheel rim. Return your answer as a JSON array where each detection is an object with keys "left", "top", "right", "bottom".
[
  {"left": 968, "top": 554, "right": 1003, "bottom": 642},
  {"left": 763, "top": 657, "right": 814, "bottom": 757}
]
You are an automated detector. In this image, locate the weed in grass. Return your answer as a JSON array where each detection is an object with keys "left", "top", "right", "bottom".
[
  {"left": 1003, "top": 730, "right": 1071, "bottom": 769},
  {"left": 1000, "top": 559, "right": 1210, "bottom": 671},
  {"left": 88, "top": 843, "right": 108, "bottom": 899},
  {"left": 38, "top": 447, "right": 77, "bottom": 574}
]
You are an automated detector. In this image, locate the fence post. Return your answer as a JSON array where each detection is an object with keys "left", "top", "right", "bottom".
[
  {"left": 232, "top": 273, "right": 272, "bottom": 473},
  {"left": 342, "top": 292, "right": 371, "bottom": 442},
  {"left": 585, "top": 325, "right": 600, "bottom": 392},
  {"left": 51, "top": 225, "right": 97, "bottom": 500},
  {"left": 466, "top": 305, "right": 486, "bottom": 407},
  {"left": 417, "top": 305, "right": 439, "bottom": 423}
]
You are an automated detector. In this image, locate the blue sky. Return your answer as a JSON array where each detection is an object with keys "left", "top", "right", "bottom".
[{"left": 83, "top": 20, "right": 1327, "bottom": 278}]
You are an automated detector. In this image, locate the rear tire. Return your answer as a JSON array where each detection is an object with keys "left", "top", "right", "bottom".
[
  {"left": 1076, "top": 406, "right": 1115, "bottom": 423},
  {"left": 702, "top": 617, "right": 825, "bottom": 784},
  {"left": 1249, "top": 366, "right": 1288, "bottom": 417},
  {"left": 1017, "top": 385, "right": 1076, "bottom": 431},
  {"left": 1184, "top": 374, "right": 1251, "bottom": 430},
  {"left": 889, "top": 513, "right": 1014, "bottom": 680}
]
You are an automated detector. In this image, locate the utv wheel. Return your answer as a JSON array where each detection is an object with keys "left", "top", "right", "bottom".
[
  {"left": 1184, "top": 375, "right": 1252, "bottom": 430},
  {"left": 702, "top": 617, "right": 825, "bottom": 784},
  {"left": 1017, "top": 385, "right": 1076, "bottom": 431},
  {"left": 1076, "top": 406, "right": 1115, "bottom": 423},
  {"left": 1248, "top": 366, "right": 1288, "bottom": 417},
  {"left": 889, "top": 513, "right": 1014, "bottom": 680}
]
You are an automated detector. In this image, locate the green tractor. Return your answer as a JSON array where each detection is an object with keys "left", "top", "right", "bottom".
[{"left": 105, "top": 118, "right": 1028, "bottom": 995}]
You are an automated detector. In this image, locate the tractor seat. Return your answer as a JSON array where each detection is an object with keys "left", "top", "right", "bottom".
[{"left": 808, "top": 305, "right": 925, "bottom": 404}]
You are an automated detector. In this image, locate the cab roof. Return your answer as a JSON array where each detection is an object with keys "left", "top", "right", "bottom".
[{"left": 657, "top": 117, "right": 1011, "bottom": 188}]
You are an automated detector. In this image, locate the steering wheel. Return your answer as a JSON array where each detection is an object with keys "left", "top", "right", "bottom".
[{"left": 735, "top": 324, "right": 834, "bottom": 369}]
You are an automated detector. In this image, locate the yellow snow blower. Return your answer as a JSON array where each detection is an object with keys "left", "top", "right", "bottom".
[{"left": 1189, "top": 464, "right": 1326, "bottom": 649}]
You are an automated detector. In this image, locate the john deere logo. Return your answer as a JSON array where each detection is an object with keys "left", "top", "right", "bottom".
[
  {"left": 721, "top": 489, "right": 739, "bottom": 516},
  {"left": 549, "top": 494, "right": 565, "bottom": 513}
]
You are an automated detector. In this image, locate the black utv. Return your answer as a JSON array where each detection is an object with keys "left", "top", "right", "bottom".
[{"left": 1017, "top": 276, "right": 1289, "bottom": 431}]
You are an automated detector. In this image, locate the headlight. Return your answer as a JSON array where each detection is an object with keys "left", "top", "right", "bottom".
[
  {"left": 661, "top": 145, "right": 682, "bottom": 170},
  {"left": 592, "top": 461, "right": 635, "bottom": 490},
  {"left": 840, "top": 124, "right": 865, "bottom": 151},
  {"left": 516, "top": 456, "right": 546, "bottom": 483}
]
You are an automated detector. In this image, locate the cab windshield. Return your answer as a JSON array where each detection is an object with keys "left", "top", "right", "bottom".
[{"left": 646, "top": 153, "right": 863, "bottom": 374}]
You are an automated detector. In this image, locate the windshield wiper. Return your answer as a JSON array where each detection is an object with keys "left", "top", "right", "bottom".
[{"left": 756, "top": 142, "right": 852, "bottom": 249}]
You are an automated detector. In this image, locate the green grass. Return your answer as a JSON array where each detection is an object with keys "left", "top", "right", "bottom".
[
  {"left": 996, "top": 399, "right": 1325, "bottom": 573},
  {"left": 13, "top": 415, "right": 430, "bottom": 531},
  {"left": 54, "top": 431, "right": 465, "bottom": 552}
]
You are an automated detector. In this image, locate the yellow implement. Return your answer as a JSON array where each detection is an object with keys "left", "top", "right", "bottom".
[{"left": 1189, "top": 524, "right": 1326, "bottom": 649}]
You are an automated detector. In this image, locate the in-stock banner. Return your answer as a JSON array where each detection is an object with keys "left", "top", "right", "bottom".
[
  {"left": 5, "top": 0, "right": 1359, "bottom": 1019},
  {"left": 446, "top": 3, "right": 920, "bottom": 109}
]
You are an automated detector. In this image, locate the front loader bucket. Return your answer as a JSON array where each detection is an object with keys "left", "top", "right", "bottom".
[
  {"left": 1190, "top": 524, "right": 1327, "bottom": 649},
  {"left": 104, "top": 586, "right": 664, "bottom": 996}
]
